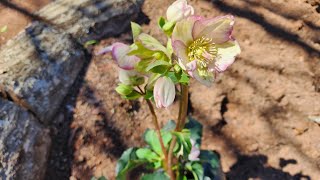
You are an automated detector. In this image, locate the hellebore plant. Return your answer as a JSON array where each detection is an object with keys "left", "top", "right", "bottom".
[{"left": 98, "top": 0, "right": 240, "bottom": 179}]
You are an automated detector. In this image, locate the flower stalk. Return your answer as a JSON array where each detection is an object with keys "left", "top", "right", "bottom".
[
  {"left": 167, "top": 84, "right": 189, "bottom": 179},
  {"left": 145, "top": 99, "right": 173, "bottom": 178}
]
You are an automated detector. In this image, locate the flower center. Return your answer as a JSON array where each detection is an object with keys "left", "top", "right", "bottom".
[{"left": 187, "top": 37, "right": 218, "bottom": 69}]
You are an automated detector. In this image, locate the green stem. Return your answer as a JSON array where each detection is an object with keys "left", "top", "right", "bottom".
[
  {"left": 146, "top": 99, "right": 173, "bottom": 179},
  {"left": 167, "top": 84, "right": 189, "bottom": 179}
]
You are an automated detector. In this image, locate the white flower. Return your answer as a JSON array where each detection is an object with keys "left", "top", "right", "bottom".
[
  {"left": 153, "top": 77, "right": 176, "bottom": 108},
  {"left": 166, "top": 0, "right": 194, "bottom": 23}
]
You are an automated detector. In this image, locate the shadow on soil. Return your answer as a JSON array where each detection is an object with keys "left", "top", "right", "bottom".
[
  {"left": 207, "top": 117, "right": 311, "bottom": 180},
  {"left": 209, "top": 0, "right": 320, "bottom": 56}
]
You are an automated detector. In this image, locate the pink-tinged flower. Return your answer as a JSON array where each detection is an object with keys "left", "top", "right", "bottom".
[
  {"left": 154, "top": 77, "right": 176, "bottom": 108},
  {"left": 172, "top": 15, "right": 241, "bottom": 86},
  {"left": 97, "top": 42, "right": 140, "bottom": 70},
  {"left": 188, "top": 139, "right": 200, "bottom": 161},
  {"left": 166, "top": 0, "right": 194, "bottom": 23}
]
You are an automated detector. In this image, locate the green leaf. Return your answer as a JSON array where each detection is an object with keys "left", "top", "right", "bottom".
[
  {"left": 149, "top": 65, "right": 169, "bottom": 74},
  {"left": 136, "top": 148, "right": 161, "bottom": 162},
  {"left": 158, "top": 17, "right": 166, "bottom": 29},
  {"left": 135, "top": 58, "right": 153, "bottom": 73},
  {"left": 128, "top": 42, "right": 155, "bottom": 59},
  {"left": 179, "top": 72, "right": 190, "bottom": 84},
  {"left": 199, "top": 150, "right": 224, "bottom": 180},
  {"left": 190, "top": 162, "right": 204, "bottom": 180},
  {"left": 146, "top": 60, "right": 170, "bottom": 72},
  {"left": 166, "top": 38, "right": 173, "bottom": 59},
  {"left": 0, "top": 25, "right": 7, "bottom": 33},
  {"left": 167, "top": 71, "right": 182, "bottom": 84},
  {"left": 129, "top": 76, "right": 145, "bottom": 86},
  {"left": 131, "top": 22, "right": 142, "bottom": 40},
  {"left": 115, "top": 84, "right": 133, "bottom": 96},
  {"left": 124, "top": 90, "right": 141, "bottom": 100},
  {"left": 141, "top": 171, "right": 170, "bottom": 180},
  {"left": 163, "top": 21, "right": 175, "bottom": 33},
  {"left": 136, "top": 33, "right": 170, "bottom": 58},
  {"left": 144, "top": 89, "right": 154, "bottom": 99},
  {"left": 116, "top": 148, "right": 148, "bottom": 180},
  {"left": 84, "top": 40, "right": 98, "bottom": 47},
  {"left": 146, "top": 73, "right": 161, "bottom": 90},
  {"left": 185, "top": 117, "right": 203, "bottom": 148},
  {"left": 144, "top": 129, "right": 162, "bottom": 156},
  {"left": 172, "top": 129, "right": 192, "bottom": 156}
]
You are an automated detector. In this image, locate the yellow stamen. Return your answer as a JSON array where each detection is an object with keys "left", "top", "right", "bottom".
[{"left": 187, "top": 37, "right": 218, "bottom": 69}]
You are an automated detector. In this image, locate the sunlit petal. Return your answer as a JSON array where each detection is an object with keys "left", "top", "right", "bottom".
[
  {"left": 215, "top": 40, "right": 241, "bottom": 72},
  {"left": 193, "top": 15, "right": 234, "bottom": 44}
]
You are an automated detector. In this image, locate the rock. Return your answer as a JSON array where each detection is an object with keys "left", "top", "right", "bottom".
[
  {"left": 0, "top": 0, "right": 144, "bottom": 123},
  {"left": 36, "top": 0, "right": 144, "bottom": 43},
  {"left": 0, "top": 98, "right": 51, "bottom": 180},
  {"left": 0, "top": 22, "right": 85, "bottom": 123}
]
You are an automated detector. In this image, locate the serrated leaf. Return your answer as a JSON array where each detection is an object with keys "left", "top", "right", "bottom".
[
  {"left": 0, "top": 25, "right": 7, "bottom": 33},
  {"left": 115, "top": 84, "right": 133, "bottom": 96},
  {"left": 131, "top": 22, "right": 142, "bottom": 40},
  {"left": 141, "top": 171, "right": 170, "bottom": 180},
  {"left": 179, "top": 72, "right": 190, "bottom": 84},
  {"left": 116, "top": 148, "right": 148, "bottom": 180}
]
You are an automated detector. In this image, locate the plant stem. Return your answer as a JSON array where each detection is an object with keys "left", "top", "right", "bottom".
[
  {"left": 167, "top": 84, "right": 189, "bottom": 180},
  {"left": 145, "top": 99, "right": 173, "bottom": 179}
]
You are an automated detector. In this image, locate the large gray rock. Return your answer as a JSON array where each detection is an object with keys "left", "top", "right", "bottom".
[
  {"left": 0, "top": 0, "right": 144, "bottom": 123},
  {"left": 0, "top": 98, "right": 51, "bottom": 180},
  {"left": 0, "top": 0, "right": 144, "bottom": 179},
  {"left": 0, "top": 23, "right": 85, "bottom": 123}
]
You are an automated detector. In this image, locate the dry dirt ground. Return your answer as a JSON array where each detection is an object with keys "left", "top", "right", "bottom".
[{"left": 1, "top": 0, "right": 320, "bottom": 180}]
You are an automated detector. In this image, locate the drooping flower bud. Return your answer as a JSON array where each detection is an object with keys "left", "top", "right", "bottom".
[
  {"left": 166, "top": 0, "right": 194, "bottom": 23},
  {"left": 153, "top": 77, "right": 176, "bottom": 108},
  {"left": 97, "top": 42, "right": 140, "bottom": 70}
]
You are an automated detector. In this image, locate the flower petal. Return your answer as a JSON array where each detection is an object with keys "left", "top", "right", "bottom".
[
  {"left": 172, "top": 16, "right": 200, "bottom": 45},
  {"left": 112, "top": 43, "right": 140, "bottom": 70},
  {"left": 193, "top": 15, "right": 234, "bottom": 44},
  {"left": 96, "top": 45, "right": 114, "bottom": 55},
  {"left": 193, "top": 70, "right": 215, "bottom": 87},
  {"left": 154, "top": 77, "right": 176, "bottom": 108},
  {"left": 166, "top": 0, "right": 194, "bottom": 22},
  {"left": 186, "top": 60, "right": 197, "bottom": 71},
  {"left": 172, "top": 40, "right": 189, "bottom": 70},
  {"left": 214, "top": 40, "right": 241, "bottom": 72}
]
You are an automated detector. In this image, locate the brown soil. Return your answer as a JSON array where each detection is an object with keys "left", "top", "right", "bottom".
[
  {"left": 0, "top": 0, "right": 52, "bottom": 46},
  {"left": 2, "top": 0, "right": 320, "bottom": 180}
]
